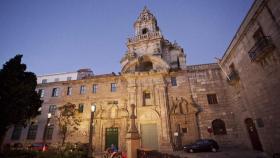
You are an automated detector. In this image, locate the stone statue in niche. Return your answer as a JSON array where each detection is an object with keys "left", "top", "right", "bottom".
[
  {"left": 180, "top": 97, "right": 189, "bottom": 114},
  {"left": 110, "top": 105, "right": 118, "bottom": 119},
  {"left": 169, "top": 97, "right": 189, "bottom": 115}
]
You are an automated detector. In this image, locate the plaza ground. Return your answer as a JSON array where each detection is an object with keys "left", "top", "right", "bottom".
[
  {"left": 168, "top": 148, "right": 271, "bottom": 158},
  {"left": 94, "top": 147, "right": 271, "bottom": 158}
]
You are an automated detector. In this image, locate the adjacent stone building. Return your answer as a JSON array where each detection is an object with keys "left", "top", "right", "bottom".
[
  {"left": 3, "top": 0, "right": 280, "bottom": 156},
  {"left": 219, "top": 0, "right": 280, "bottom": 155}
]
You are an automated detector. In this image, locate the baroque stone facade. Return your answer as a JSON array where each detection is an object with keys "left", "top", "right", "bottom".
[{"left": 3, "top": 0, "right": 280, "bottom": 156}]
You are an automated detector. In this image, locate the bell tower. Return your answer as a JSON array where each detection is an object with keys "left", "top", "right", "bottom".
[
  {"left": 134, "top": 6, "right": 160, "bottom": 36},
  {"left": 120, "top": 6, "right": 187, "bottom": 73}
]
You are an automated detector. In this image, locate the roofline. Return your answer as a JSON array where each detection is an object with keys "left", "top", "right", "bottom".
[
  {"left": 37, "top": 71, "right": 77, "bottom": 77},
  {"left": 220, "top": 0, "right": 260, "bottom": 63},
  {"left": 187, "top": 63, "right": 218, "bottom": 67}
]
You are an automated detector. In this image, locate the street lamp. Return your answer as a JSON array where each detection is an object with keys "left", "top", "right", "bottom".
[
  {"left": 88, "top": 104, "right": 96, "bottom": 158},
  {"left": 48, "top": 113, "right": 52, "bottom": 119},
  {"left": 43, "top": 113, "right": 52, "bottom": 147}
]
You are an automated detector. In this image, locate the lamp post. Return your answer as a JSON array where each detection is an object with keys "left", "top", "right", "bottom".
[
  {"left": 43, "top": 113, "right": 52, "bottom": 146},
  {"left": 88, "top": 104, "right": 96, "bottom": 158}
]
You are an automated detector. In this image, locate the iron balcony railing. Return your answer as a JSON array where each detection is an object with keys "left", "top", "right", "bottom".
[
  {"left": 227, "top": 70, "right": 239, "bottom": 85},
  {"left": 248, "top": 36, "right": 275, "bottom": 62}
]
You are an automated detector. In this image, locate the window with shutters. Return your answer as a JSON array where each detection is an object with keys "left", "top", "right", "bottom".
[
  {"left": 52, "top": 88, "right": 59, "bottom": 97},
  {"left": 11, "top": 125, "right": 22, "bottom": 140},
  {"left": 27, "top": 125, "right": 38, "bottom": 140}
]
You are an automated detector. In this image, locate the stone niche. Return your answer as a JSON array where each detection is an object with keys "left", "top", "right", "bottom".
[{"left": 168, "top": 96, "right": 199, "bottom": 146}]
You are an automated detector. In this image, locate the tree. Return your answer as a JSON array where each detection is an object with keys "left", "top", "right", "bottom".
[
  {"left": 55, "top": 102, "right": 81, "bottom": 146},
  {"left": 0, "top": 54, "right": 42, "bottom": 144}
]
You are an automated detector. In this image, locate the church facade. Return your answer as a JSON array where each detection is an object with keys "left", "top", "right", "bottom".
[{"left": 3, "top": 0, "right": 280, "bottom": 156}]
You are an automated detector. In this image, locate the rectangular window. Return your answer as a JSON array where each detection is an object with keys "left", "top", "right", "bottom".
[
  {"left": 171, "top": 77, "right": 177, "bottom": 86},
  {"left": 67, "top": 77, "right": 72, "bottom": 81},
  {"left": 111, "top": 83, "right": 116, "bottom": 92},
  {"left": 38, "top": 89, "right": 45, "bottom": 98},
  {"left": 80, "top": 85, "right": 86, "bottom": 94},
  {"left": 52, "top": 88, "right": 59, "bottom": 97},
  {"left": 182, "top": 128, "right": 188, "bottom": 133},
  {"left": 78, "top": 104, "right": 84, "bottom": 113},
  {"left": 92, "top": 84, "right": 97, "bottom": 93},
  {"left": 207, "top": 94, "right": 218, "bottom": 104},
  {"left": 11, "top": 125, "right": 22, "bottom": 140},
  {"left": 27, "top": 125, "right": 38, "bottom": 140},
  {"left": 67, "top": 87, "right": 72, "bottom": 96},
  {"left": 54, "top": 78, "right": 59, "bottom": 82},
  {"left": 143, "top": 92, "right": 151, "bottom": 106},
  {"left": 46, "top": 124, "right": 54, "bottom": 140},
  {"left": 144, "top": 92, "right": 151, "bottom": 99},
  {"left": 42, "top": 79, "right": 47, "bottom": 84},
  {"left": 49, "top": 105, "right": 57, "bottom": 115}
]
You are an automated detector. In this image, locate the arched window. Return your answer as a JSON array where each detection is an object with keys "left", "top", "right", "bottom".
[
  {"left": 136, "top": 61, "right": 153, "bottom": 72},
  {"left": 212, "top": 119, "right": 227, "bottom": 135},
  {"left": 142, "top": 28, "right": 148, "bottom": 34}
]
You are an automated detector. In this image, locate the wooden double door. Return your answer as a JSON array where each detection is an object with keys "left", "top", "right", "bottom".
[
  {"left": 245, "top": 118, "right": 263, "bottom": 151},
  {"left": 105, "top": 127, "right": 118, "bottom": 150}
]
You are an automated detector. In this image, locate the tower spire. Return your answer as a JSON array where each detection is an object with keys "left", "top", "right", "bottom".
[
  {"left": 133, "top": 6, "right": 159, "bottom": 36},
  {"left": 137, "top": 6, "right": 155, "bottom": 22}
]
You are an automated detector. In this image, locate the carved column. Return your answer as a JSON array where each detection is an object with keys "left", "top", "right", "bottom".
[
  {"left": 126, "top": 104, "right": 140, "bottom": 158},
  {"left": 127, "top": 78, "right": 137, "bottom": 115}
]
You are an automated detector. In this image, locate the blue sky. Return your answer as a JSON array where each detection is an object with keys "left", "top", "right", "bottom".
[{"left": 0, "top": 0, "right": 253, "bottom": 75}]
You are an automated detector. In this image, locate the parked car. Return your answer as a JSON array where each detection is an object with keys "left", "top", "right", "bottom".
[
  {"left": 183, "top": 139, "right": 219, "bottom": 153},
  {"left": 29, "top": 143, "right": 48, "bottom": 151}
]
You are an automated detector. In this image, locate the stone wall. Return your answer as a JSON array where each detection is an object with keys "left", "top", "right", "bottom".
[
  {"left": 220, "top": 0, "right": 280, "bottom": 154},
  {"left": 186, "top": 64, "right": 239, "bottom": 147}
]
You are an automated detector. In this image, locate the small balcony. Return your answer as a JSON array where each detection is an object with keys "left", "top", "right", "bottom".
[
  {"left": 227, "top": 70, "right": 239, "bottom": 85},
  {"left": 127, "top": 32, "right": 162, "bottom": 44},
  {"left": 248, "top": 36, "right": 275, "bottom": 62}
]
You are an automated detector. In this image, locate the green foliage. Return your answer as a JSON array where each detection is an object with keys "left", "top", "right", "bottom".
[
  {"left": 0, "top": 55, "right": 42, "bottom": 139},
  {"left": 55, "top": 103, "right": 81, "bottom": 146}
]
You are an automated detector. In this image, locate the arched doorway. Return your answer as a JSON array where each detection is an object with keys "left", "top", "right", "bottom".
[
  {"left": 139, "top": 110, "right": 160, "bottom": 150},
  {"left": 141, "top": 123, "right": 158, "bottom": 149},
  {"left": 244, "top": 118, "right": 263, "bottom": 151}
]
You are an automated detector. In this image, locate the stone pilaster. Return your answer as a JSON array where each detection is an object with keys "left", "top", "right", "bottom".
[{"left": 158, "top": 85, "right": 173, "bottom": 151}]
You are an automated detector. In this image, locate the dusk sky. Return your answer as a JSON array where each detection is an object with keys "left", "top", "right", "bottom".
[{"left": 0, "top": 0, "right": 253, "bottom": 75}]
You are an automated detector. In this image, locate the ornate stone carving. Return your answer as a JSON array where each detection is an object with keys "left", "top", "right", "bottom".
[
  {"left": 96, "top": 101, "right": 129, "bottom": 119},
  {"left": 139, "top": 110, "right": 159, "bottom": 121},
  {"left": 169, "top": 97, "right": 197, "bottom": 115}
]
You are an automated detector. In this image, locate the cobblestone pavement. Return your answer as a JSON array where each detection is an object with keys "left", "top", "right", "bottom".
[
  {"left": 168, "top": 148, "right": 271, "bottom": 158},
  {"left": 93, "top": 148, "right": 272, "bottom": 158}
]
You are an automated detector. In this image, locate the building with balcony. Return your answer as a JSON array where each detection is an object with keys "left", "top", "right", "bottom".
[{"left": 2, "top": 0, "right": 280, "bottom": 156}]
